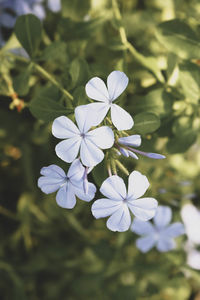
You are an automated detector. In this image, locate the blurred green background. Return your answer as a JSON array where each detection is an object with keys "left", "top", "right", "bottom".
[{"left": 1, "top": 0, "right": 200, "bottom": 299}]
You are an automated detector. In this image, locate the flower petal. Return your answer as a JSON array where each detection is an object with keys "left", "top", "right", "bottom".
[
  {"left": 1, "top": 13, "right": 16, "bottom": 28},
  {"left": 128, "top": 151, "right": 139, "bottom": 160},
  {"left": 106, "top": 205, "right": 131, "bottom": 232},
  {"left": 187, "top": 249, "right": 200, "bottom": 270},
  {"left": 73, "top": 182, "right": 96, "bottom": 202},
  {"left": 38, "top": 165, "right": 66, "bottom": 194},
  {"left": 86, "top": 126, "right": 114, "bottom": 149},
  {"left": 85, "top": 77, "right": 109, "bottom": 102},
  {"left": 136, "top": 235, "right": 156, "bottom": 253},
  {"left": 80, "top": 138, "right": 104, "bottom": 167},
  {"left": 40, "top": 164, "right": 66, "bottom": 178},
  {"left": 153, "top": 206, "right": 172, "bottom": 229},
  {"left": 128, "top": 171, "right": 150, "bottom": 199},
  {"left": 100, "top": 175, "right": 126, "bottom": 201},
  {"left": 107, "top": 71, "right": 129, "bottom": 101},
  {"left": 145, "top": 153, "right": 166, "bottom": 159},
  {"left": 92, "top": 198, "right": 122, "bottom": 218},
  {"left": 56, "top": 183, "right": 76, "bottom": 209},
  {"left": 128, "top": 197, "right": 158, "bottom": 221},
  {"left": 111, "top": 104, "right": 134, "bottom": 130},
  {"left": 162, "top": 222, "right": 185, "bottom": 238},
  {"left": 52, "top": 116, "right": 79, "bottom": 139},
  {"left": 156, "top": 237, "right": 176, "bottom": 252},
  {"left": 84, "top": 103, "right": 109, "bottom": 126},
  {"left": 67, "top": 159, "right": 85, "bottom": 181},
  {"left": 118, "top": 135, "right": 141, "bottom": 147},
  {"left": 75, "top": 105, "right": 97, "bottom": 133},
  {"left": 32, "top": 3, "right": 46, "bottom": 20},
  {"left": 38, "top": 177, "right": 63, "bottom": 194},
  {"left": 181, "top": 204, "right": 200, "bottom": 244},
  {"left": 48, "top": 0, "right": 61, "bottom": 12},
  {"left": 131, "top": 218, "right": 155, "bottom": 235},
  {"left": 55, "top": 136, "right": 81, "bottom": 163},
  {"left": 119, "top": 147, "right": 129, "bottom": 157}
]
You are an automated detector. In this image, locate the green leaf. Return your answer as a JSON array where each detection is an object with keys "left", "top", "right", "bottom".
[
  {"left": 58, "top": 17, "right": 105, "bottom": 41},
  {"left": 130, "top": 88, "right": 172, "bottom": 118},
  {"left": 127, "top": 43, "right": 165, "bottom": 82},
  {"left": 29, "top": 86, "right": 73, "bottom": 122},
  {"left": 179, "top": 61, "right": 200, "bottom": 102},
  {"left": 167, "top": 116, "right": 198, "bottom": 153},
  {"left": 156, "top": 19, "right": 200, "bottom": 59},
  {"left": 14, "top": 14, "right": 42, "bottom": 58},
  {"left": 69, "top": 58, "right": 90, "bottom": 89},
  {"left": 40, "top": 41, "right": 68, "bottom": 66},
  {"left": 73, "top": 86, "right": 88, "bottom": 106},
  {"left": 133, "top": 112, "right": 160, "bottom": 134},
  {"left": 61, "top": 0, "right": 90, "bottom": 20},
  {"left": 92, "top": 161, "right": 107, "bottom": 187},
  {"left": 13, "top": 64, "right": 33, "bottom": 96}
]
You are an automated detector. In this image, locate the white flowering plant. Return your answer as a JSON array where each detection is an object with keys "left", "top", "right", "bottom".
[{"left": 1, "top": 0, "right": 200, "bottom": 298}]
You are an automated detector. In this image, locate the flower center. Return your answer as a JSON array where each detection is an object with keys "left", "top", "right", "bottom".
[{"left": 80, "top": 133, "right": 85, "bottom": 138}]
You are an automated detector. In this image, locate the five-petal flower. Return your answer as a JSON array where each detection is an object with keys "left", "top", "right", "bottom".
[
  {"left": 38, "top": 159, "right": 96, "bottom": 209},
  {"left": 85, "top": 71, "right": 134, "bottom": 130},
  {"left": 131, "top": 206, "right": 185, "bottom": 252},
  {"left": 52, "top": 105, "right": 114, "bottom": 167},
  {"left": 91, "top": 171, "right": 158, "bottom": 232}
]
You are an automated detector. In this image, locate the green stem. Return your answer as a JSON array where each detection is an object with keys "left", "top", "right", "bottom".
[
  {"left": 7, "top": 53, "right": 74, "bottom": 101},
  {"left": 33, "top": 63, "right": 74, "bottom": 101},
  {"left": 112, "top": 0, "right": 164, "bottom": 83},
  {"left": 0, "top": 205, "right": 17, "bottom": 220}
]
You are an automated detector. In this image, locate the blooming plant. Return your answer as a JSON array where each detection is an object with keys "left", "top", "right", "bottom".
[
  {"left": 38, "top": 70, "right": 169, "bottom": 235},
  {"left": 2, "top": 0, "right": 200, "bottom": 297}
]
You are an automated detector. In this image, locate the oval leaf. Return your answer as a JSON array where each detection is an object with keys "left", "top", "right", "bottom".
[
  {"left": 156, "top": 19, "right": 200, "bottom": 59},
  {"left": 15, "top": 14, "right": 42, "bottom": 58},
  {"left": 133, "top": 112, "right": 160, "bottom": 134}
]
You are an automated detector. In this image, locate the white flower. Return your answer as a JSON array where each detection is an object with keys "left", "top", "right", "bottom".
[
  {"left": 52, "top": 105, "right": 114, "bottom": 167},
  {"left": 91, "top": 171, "right": 158, "bottom": 232},
  {"left": 85, "top": 70, "right": 134, "bottom": 130},
  {"left": 131, "top": 206, "right": 185, "bottom": 253},
  {"left": 181, "top": 203, "right": 200, "bottom": 244},
  {"left": 38, "top": 159, "right": 96, "bottom": 209},
  {"left": 181, "top": 203, "right": 200, "bottom": 270}
]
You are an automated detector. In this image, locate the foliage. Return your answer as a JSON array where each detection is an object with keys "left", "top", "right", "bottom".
[{"left": 1, "top": 0, "right": 200, "bottom": 299}]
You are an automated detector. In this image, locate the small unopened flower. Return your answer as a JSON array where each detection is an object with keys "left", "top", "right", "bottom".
[
  {"left": 52, "top": 105, "right": 114, "bottom": 167},
  {"left": 38, "top": 159, "right": 96, "bottom": 209},
  {"left": 131, "top": 206, "right": 185, "bottom": 252},
  {"left": 85, "top": 71, "right": 134, "bottom": 130},
  {"left": 91, "top": 171, "right": 158, "bottom": 232},
  {"left": 117, "top": 135, "right": 166, "bottom": 160}
]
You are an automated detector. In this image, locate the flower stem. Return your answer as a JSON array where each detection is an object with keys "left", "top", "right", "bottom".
[
  {"left": 115, "top": 160, "right": 129, "bottom": 176},
  {"left": 7, "top": 52, "right": 74, "bottom": 101},
  {"left": 112, "top": 0, "right": 164, "bottom": 83},
  {"left": 33, "top": 63, "right": 74, "bottom": 101}
]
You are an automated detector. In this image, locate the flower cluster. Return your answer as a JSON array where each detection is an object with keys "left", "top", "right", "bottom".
[
  {"left": 0, "top": 0, "right": 61, "bottom": 45},
  {"left": 38, "top": 70, "right": 184, "bottom": 247}
]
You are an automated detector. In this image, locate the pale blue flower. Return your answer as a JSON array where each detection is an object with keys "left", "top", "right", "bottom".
[
  {"left": 52, "top": 105, "right": 114, "bottom": 167},
  {"left": 85, "top": 71, "right": 134, "bottom": 130},
  {"left": 92, "top": 171, "right": 158, "bottom": 232},
  {"left": 131, "top": 206, "right": 185, "bottom": 252},
  {"left": 38, "top": 159, "right": 96, "bottom": 209}
]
